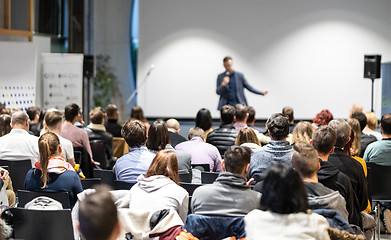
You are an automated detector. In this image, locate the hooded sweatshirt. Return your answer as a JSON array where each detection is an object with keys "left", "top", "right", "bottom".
[
  {"left": 129, "top": 175, "right": 189, "bottom": 221},
  {"left": 191, "top": 172, "right": 261, "bottom": 216}
]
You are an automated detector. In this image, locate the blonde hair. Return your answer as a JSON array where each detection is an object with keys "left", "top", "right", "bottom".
[
  {"left": 38, "top": 132, "right": 60, "bottom": 188},
  {"left": 235, "top": 127, "right": 261, "bottom": 146},
  {"left": 347, "top": 118, "right": 361, "bottom": 156},
  {"left": 365, "top": 112, "right": 378, "bottom": 130},
  {"left": 292, "top": 121, "right": 314, "bottom": 144}
]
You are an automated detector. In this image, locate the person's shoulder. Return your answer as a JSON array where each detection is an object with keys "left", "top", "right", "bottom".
[{"left": 192, "top": 183, "right": 216, "bottom": 197}]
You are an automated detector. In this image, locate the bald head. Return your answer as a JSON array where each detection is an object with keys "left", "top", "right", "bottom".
[
  {"left": 11, "top": 111, "right": 29, "bottom": 131},
  {"left": 350, "top": 104, "right": 363, "bottom": 117},
  {"left": 166, "top": 118, "right": 180, "bottom": 133}
]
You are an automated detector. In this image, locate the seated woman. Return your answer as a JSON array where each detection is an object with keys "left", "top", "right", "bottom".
[
  {"left": 128, "top": 150, "right": 189, "bottom": 221},
  {"left": 235, "top": 127, "right": 262, "bottom": 153},
  {"left": 291, "top": 121, "right": 314, "bottom": 144},
  {"left": 24, "top": 132, "right": 83, "bottom": 207},
  {"left": 245, "top": 164, "right": 330, "bottom": 240},
  {"left": 196, "top": 108, "right": 213, "bottom": 137},
  {"left": 130, "top": 106, "right": 150, "bottom": 135}
]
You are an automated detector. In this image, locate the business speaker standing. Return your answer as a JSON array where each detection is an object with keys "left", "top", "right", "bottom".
[{"left": 216, "top": 56, "right": 268, "bottom": 110}]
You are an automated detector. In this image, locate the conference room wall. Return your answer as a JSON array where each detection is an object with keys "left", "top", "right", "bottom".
[{"left": 137, "top": 0, "right": 391, "bottom": 119}]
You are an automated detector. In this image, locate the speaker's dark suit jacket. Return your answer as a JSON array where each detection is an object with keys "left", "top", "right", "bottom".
[{"left": 216, "top": 71, "right": 264, "bottom": 110}]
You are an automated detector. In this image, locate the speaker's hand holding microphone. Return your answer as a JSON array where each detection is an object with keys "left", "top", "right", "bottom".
[{"left": 222, "top": 72, "right": 230, "bottom": 86}]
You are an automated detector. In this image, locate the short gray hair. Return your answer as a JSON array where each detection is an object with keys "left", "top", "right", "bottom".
[
  {"left": 188, "top": 127, "right": 205, "bottom": 140},
  {"left": 328, "top": 119, "right": 351, "bottom": 148},
  {"left": 11, "top": 111, "right": 29, "bottom": 126}
]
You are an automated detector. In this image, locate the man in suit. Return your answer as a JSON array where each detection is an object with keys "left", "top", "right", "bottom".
[
  {"left": 166, "top": 118, "right": 187, "bottom": 147},
  {"left": 216, "top": 56, "right": 268, "bottom": 110}
]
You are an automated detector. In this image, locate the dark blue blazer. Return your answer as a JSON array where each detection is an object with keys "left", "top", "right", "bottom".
[{"left": 216, "top": 71, "right": 264, "bottom": 110}]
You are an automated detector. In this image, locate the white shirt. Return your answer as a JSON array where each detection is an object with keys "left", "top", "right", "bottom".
[
  {"left": 56, "top": 134, "right": 74, "bottom": 163},
  {"left": 0, "top": 129, "right": 39, "bottom": 166}
]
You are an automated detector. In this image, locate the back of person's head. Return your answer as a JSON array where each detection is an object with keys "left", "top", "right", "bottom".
[
  {"left": 44, "top": 111, "right": 63, "bottom": 129},
  {"left": 312, "top": 125, "right": 337, "bottom": 155},
  {"left": 235, "top": 127, "right": 260, "bottom": 146},
  {"left": 291, "top": 121, "right": 314, "bottom": 144},
  {"left": 381, "top": 113, "right": 391, "bottom": 135},
  {"left": 0, "top": 114, "right": 11, "bottom": 137},
  {"left": 11, "top": 111, "right": 28, "bottom": 126},
  {"left": 195, "top": 108, "right": 213, "bottom": 132},
  {"left": 220, "top": 105, "right": 235, "bottom": 124},
  {"left": 188, "top": 127, "right": 205, "bottom": 140},
  {"left": 246, "top": 106, "right": 256, "bottom": 124},
  {"left": 312, "top": 109, "right": 333, "bottom": 127},
  {"left": 234, "top": 104, "right": 248, "bottom": 122},
  {"left": 121, "top": 120, "right": 147, "bottom": 148},
  {"left": 351, "top": 112, "right": 367, "bottom": 132},
  {"left": 78, "top": 185, "right": 119, "bottom": 240},
  {"left": 105, "top": 104, "right": 118, "bottom": 119},
  {"left": 223, "top": 145, "right": 251, "bottom": 175},
  {"left": 261, "top": 164, "right": 308, "bottom": 214},
  {"left": 365, "top": 112, "right": 378, "bottom": 130},
  {"left": 282, "top": 106, "right": 294, "bottom": 123},
  {"left": 89, "top": 108, "right": 105, "bottom": 124},
  {"left": 266, "top": 113, "right": 289, "bottom": 140},
  {"left": 26, "top": 106, "right": 41, "bottom": 121},
  {"left": 38, "top": 132, "right": 60, "bottom": 188},
  {"left": 146, "top": 119, "right": 170, "bottom": 151},
  {"left": 166, "top": 118, "right": 180, "bottom": 131},
  {"left": 291, "top": 142, "right": 319, "bottom": 179},
  {"left": 64, "top": 103, "right": 80, "bottom": 122},
  {"left": 130, "top": 106, "right": 146, "bottom": 122},
  {"left": 350, "top": 104, "right": 363, "bottom": 116},
  {"left": 347, "top": 118, "right": 361, "bottom": 156},
  {"left": 328, "top": 119, "right": 351, "bottom": 148},
  {"left": 146, "top": 150, "right": 179, "bottom": 184}
]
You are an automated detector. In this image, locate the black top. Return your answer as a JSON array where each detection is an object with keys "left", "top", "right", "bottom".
[
  {"left": 206, "top": 124, "right": 238, "bottom": 158},
  {"left": 169, "top": 131, "right": 187, "bottom": 148},
  {"left": 104, "top": 119, "right": 122, "bottom": 138},
  {"left": 360, "top": 133, "right": 377, "bottom": 157}
]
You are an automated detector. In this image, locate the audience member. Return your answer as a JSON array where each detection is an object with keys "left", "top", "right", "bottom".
[
  {"left": 248, "top": 113, "right": 292, "bottom": 181},
  {"left": 351, "top": 112, "right": 377, "bottom": 157},
  {"left": 206, "top": 105, "right": 238, "bottom": 158},
  {"left": 85, "top": 108, "right": 113, "bottom": 168},
  {"left": 291, "top": 121, "right": 314, "bottom": 144},
  {"left": 60, "top": 103, "right": 95, "bottom": 164},
  {"left": 195, "top": 108, "right": 214, "bottom": 137},
  {"left": 349, "top": 104, "right": 363, "bottom": 118},
  {"left": 246, "top": 106, "right": 265, "bottom": 134},
  {"left": 104, "top": 104, "right": 122, "bottom": 138},
  {"left": 363, "top": 112, "right": 382, "bottom": 141},
  {"left": 166, "top": 118, "right": 187, "bottom": 147},
  {"left": 312, "top": 109, "right": 333, "bottom": 129},
  {"left": 0, "top": 114, "right": 11, "bottom": 137},
  {"left": 78, "top": 186, "right": 120, "bottom": 240},
  {"left": 245, "top": 164, "right": 330, "bottom": 240},
  {"left": 233, "top": 104, "right": 248, "bottom": 131},
  {"left": 176, "top": 127, "right": 222, "bottom": 172},
  {"left": 0, "top": 166, "right": 15, "bottom": 207},
  {"left": 24, "top": 132, "right": 83, "bottom": 206},
  {"left": 44, "top": 111, "right": 75, "bottom": 166},
  {"left": 26, "top": 106, "right": 42, "bottom": 136},
  {"left": 282, "top": 106, "right": 295, "bottom": 133},
  {"left": 291, "top": 142, "right": 348, "bottom": 221},
  {"left": 130, "top": 105, "right": 150, "bottom": 135},
  {"left": 328, "top": 119, "right": 368, "bottom": 228},
  {"left": 146, "top": 120, "right": 191, "bottom": 176},
  {"left": 235, "top": 127, "right": 262, "bottom": 152},
  {"left": 113, "top": 120, "right": 155, "bottom": 183},
  {"left": 312, "top": 126, "right": 359, "bottom": 228},
  {"left": 129, "top": 150, "right": 189, "bottom": 221},
  {"left": 0, "top": 111, "right": 39, "bottom": 166},
  {"left": 191, "top": 146, "right": 260, "bottom": 216}
]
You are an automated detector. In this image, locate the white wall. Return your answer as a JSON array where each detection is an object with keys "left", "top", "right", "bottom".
[{"left": 138, "top": 0, "right": 391, "bottom": 119}]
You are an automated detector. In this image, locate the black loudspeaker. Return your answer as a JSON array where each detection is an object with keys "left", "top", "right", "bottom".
[
  {"left": 83, "top": 55, "right": 94, "bottom": 78},
  {"left": 364, "top": 55, "right": 381, "bottom": 79}
]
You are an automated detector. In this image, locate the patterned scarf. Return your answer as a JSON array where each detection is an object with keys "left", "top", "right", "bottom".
[{"left": 35, "top": 156, "right": 75, "bottom": 174}]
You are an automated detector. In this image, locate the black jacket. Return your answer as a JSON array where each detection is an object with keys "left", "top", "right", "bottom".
[
  {"left": 206, "top": 124, "right": 238, "bottom": 158},
  {"left": 85, "top": 127, "right": 113, "bottom": 169},
  {"left": 104, "top": 119, "right": 122, "bottom": 138},
  {"left": 169, "top": 131, "right": 187, "bottom": 148}
]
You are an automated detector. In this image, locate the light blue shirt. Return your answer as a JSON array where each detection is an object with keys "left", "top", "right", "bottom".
[
  {"left": 114, "top": 146, "right": 155, "bottom": 183},
  {"left": 363, "top": 139, "right": 391, "bottom": 166}
]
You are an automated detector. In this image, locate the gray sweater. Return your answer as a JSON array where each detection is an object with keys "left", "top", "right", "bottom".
[{"left": 191, "top": 172, "right": 261, "bottom": 216}]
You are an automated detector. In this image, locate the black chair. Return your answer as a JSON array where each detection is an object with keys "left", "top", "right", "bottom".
[
  {"left": 74, "top": 147, "right": 94, "bottom": 178},
  {"left": 191, "top": 163, "right": 210, "bottom": 172},
  {"left": 17, "top": 190, "right": 71, "bottom": 209},
  {"left": 367, "top": 162, "right": 391, "bottom": 240},
  {"left": 180, "top": 182, "right": 203, "bottom": 196},
  {"left": 201, "top": 171, "right": 219, "bottom": 184},
  {"left": 9, "top": 207, "right": 74, "bottom": 240},
  {"left": 113, "top": 180, "right": 136, "bottom": 190},
  {"left": 90, "top": 140, "right": 110, "bottom": 169},
  {"left": 94, "top": 169, "right": 115, "bottom": 187},
  {"left": 81, "top": 178, "right": 101, "bottom": 189},
  {"left": 0, "top": 159, "right": 31, "bottom": 192},
  {"left": 179, "top": 172, "right": 192, "bottom": 183}
]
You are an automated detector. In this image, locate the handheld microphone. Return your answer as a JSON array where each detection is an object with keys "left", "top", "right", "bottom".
[{"left": 225, "top": 71, "right": 230, "bottom": 76}]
